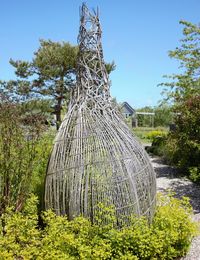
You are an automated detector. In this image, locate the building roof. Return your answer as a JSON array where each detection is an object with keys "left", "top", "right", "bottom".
[{"left": 122, "top": 102, "right": 135, "bottom": 114}]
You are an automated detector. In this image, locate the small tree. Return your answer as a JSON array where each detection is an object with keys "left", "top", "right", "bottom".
[
  {"left": 160, "top": 20, "right": 200, "bottom": 179},
  {"left": 161, "top": 20, "right": 200, "bottom": 104},
  {"left": 0, "top": 94, "right": 46, "bottom": 214}
]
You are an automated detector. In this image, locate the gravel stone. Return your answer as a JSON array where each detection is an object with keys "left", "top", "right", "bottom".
[{"left": 150, "top": 155, "right": 200, "bottom": 260}]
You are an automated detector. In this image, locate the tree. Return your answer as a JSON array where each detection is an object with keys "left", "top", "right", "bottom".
[
  {"left": 161, "top": 20, "right": 200, "bottom": 104},
  {"left": 160, "top": 20, "right": 200, "bottom": 179},
  {"left": 7, "top": 39, "right": 116, "bottom": 129},
  {"left": 9, "top": 40, "right": 78, "bottom": 129}
]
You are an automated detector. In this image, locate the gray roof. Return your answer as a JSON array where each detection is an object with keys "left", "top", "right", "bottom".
[{"left": 122, "top": 102, "right": 135, "bottom": 113}]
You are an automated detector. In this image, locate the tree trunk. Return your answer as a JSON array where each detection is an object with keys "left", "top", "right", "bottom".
[{"left": 55, "top": 97, "right": 62, "bottom": 130}]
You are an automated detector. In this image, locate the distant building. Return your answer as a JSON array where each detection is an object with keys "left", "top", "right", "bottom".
[
  {"left": 121, "top": 102, "right": 155, "bottom": 128},
  {"left": 121, "top": 102, "right": 135, "bottom": 118}
]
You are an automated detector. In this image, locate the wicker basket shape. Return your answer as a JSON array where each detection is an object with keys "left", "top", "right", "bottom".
[{"left": 45, "top": 4, "right": 156, "bottom": 224}]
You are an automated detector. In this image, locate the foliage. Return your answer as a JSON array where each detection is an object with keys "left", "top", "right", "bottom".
[
  {"left": 0, "top": 194, "right": 197, "bottom": 259},
  {"left": 147, "top": 135, "right": 167, "bottom": 156},
  {"left": 20, "top": 99, "right": 55, "bottom": 119},
  {"left": 150, "top": 193, "right": 197, "bottom": 259},
  {"left": 0, "top": 97, "right": 43, "bottom": 214},
  {"left": 188, "top": 167, "right": 200, "bottom": 183},
  {"left": 154, "top": 105, "right": 173, "bottom": 127},
  {"left": 160, "top": 20, "right": 200, "bottom": 104},
  {"left": 133, "top": 127, "right": 168, "bottom": 144},
  {"left": 146, "top": 130, "right": 167, "bottom": 141},
  {"left": 136, "top": 106, "right": 154, "bottom": 127},
  {"left": 105, "top": 61, "right": 116, "bottom": 75},
  {"left": 3, "top": 39, "right": 116, "bottom": 129},
  {"left": 161, "top": 95, "right": 200, "bottom": 181},
  {"left": 0, "top": 96, "right": 54, "bottom": 214},
  {"left": 136, "top": 105, "right": 172, "bottom": 128},
  {"left": 31, "top": 129, "right": 55, "bottom": 210},
  {"left": 159, "top": 20, "right": 200, "bottom": 181},
  {"left": 0, "top": 81, "right": 55, "bottom": 125},
  {"left": 145, "top": 130, "right": 168, "bottom": 155},
  {"left": 8, "top": 40, "right": 78, "bottom": 129}
]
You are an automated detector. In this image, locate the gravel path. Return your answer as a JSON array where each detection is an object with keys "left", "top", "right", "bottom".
[{"left": 150, "top": 155, "right": 200, "bottom": 260}]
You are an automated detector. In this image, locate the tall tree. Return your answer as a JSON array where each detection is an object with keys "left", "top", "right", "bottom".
[
  {"left": 7, "top": 39, "right": 115, "bottom": 129},
  {"left": 9, "top": 40, "right": 78, "bottom": 129}
]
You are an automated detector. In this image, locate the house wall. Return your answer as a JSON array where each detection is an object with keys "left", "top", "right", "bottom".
[{"left": 122, "top": 105, "right": 135, "bottom": 118}]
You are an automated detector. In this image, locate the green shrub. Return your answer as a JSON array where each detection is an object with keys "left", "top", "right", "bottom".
[
  {"left": 146, "top": 135, "right": 167, "bottom": 156},
  {"left": 189, "top": 167, "right": 200, "bottom": 182},
  {"left": 161, "top": 133, "right": 200, "bottom": 181},
  {"left": 31, "top": 129, "right": 55, "bottom": 210},
  {"left": 133, "top": 127, "right": 168, "bottom": 144},
  {"left": 0, "top": 193, "right": 197, "bottom": 259},
  {"left": 0, "top": 96, "right": 55, "bottom": 215},
  {"left": 150, "top": 193, "right": 197, "bottom": 259},
  {"left": 0, "top": 100, "right": 48, "bottom": 214},
  {"left": 146, "top": 130, "right": 167, "bottom": 141},
  {"left": 157, "top": 95, "right": 200, "bottom": 181}
]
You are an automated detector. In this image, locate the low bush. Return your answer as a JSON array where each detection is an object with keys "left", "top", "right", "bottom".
[
  {"left": 146, "top": 130, "right": 167, "bottom": 141},
  {"left": 133, "top": 127, "right": 168, "bottom": 144},
  {"left": 146, "top": 135, "right": 167, "bottom": 156},
  {"left": 31, "top": 129, "right": 55, "bottom": 210},
  {"left": 0, "top": 95, "right": 55, "bottom": 214},
  {"left": 0, "top": 194, "right": 197, "bottom": 259},
  {"left": 155, "top": 131, "right": 200, "bottom": 183},
  {"left": 188, "top": 167, "right": 200, "bottom": 183},
  {"left": 151, "top": 95, "right": 200, "bottom": 182}
]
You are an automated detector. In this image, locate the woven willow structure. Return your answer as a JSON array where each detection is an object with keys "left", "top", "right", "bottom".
[{"left": 45, "top": 4, "right": 156, "bottom": 224}]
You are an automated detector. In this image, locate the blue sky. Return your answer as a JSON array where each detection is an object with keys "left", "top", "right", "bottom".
[{"left": 1, "top": 0, "right": 200, "bottom": 108}]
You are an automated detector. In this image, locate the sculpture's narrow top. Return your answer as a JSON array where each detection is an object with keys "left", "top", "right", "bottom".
[{"left": 74, "top": 3, "right": 110, "bottom": 105}]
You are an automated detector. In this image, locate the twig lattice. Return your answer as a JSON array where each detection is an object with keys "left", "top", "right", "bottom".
[{"left": 45, "top": 4, "right": 156, "bottom": 223}]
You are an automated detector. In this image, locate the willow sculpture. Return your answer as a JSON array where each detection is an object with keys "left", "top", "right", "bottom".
[{"left": 45, "top": 4, "right": 156, "bottom": 224}]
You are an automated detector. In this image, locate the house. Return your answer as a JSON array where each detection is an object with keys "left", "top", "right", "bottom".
[{"left": 121, "top": 102, "right": 135, "bottom": 118}]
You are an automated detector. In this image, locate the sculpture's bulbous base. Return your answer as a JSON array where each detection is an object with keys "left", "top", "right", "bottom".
[{"left": 45, "top": 105, "right": 156, "bottom": 224}]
